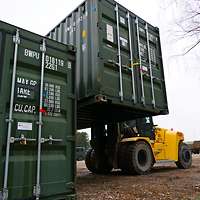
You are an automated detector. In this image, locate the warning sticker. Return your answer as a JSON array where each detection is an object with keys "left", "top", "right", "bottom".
[
  {"left": 17, "top": 122, "right": 33, "bottom": 131},
  {"left": 120, "top": 37, "right": 128, "bottom": 47},
  {"left": 120, "top": 17, "right": 125, "bottom": 25},
  {"left": 106, "top": 24, "right": 114, "bottom": 43}
]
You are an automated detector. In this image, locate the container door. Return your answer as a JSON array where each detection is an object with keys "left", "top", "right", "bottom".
[
  {"left": 99, "top": 0, "right": 167, "bottom": 110},
  {"left": 99, "top": 1, "right": 133, "bottom": 103},
  {"left": 135, "top": 18, "right": 157, "bottom": 107},
  {"left": 135, "top": 17, "right": 167, "bottom": 110},
  {"left": 99, "top": 0, "right": 140, "bottom": 106},
  {"left": 0, "top": 28, "right": 75, "bottom": 200}
]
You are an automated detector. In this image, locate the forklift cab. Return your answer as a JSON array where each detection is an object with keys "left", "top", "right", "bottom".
[{"left": 121, "top": 117, "right": 155, "bottom": 140}]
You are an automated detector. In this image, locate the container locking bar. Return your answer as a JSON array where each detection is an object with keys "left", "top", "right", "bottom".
[
  {"left": 135, "top": 17, "right": 145, "bottom": 105},
  {"left": 115, "top": 4, "right": 124, "bottom": 102},
  {"left": 10, "top": 134, "right": 36, "bottom": 144},
  {"left": 2, "top": 29, "right": 20, "bottom": 200},
  {"left": 41, "top": 135, "right": 63, "bottom": 145},
  {"left": 34, "top": 39, "right": 46, "bottom": 200},
  {"left": 145, "top": 23, "right": 155, "bottom": 107},
  {"left": 127, "top": 12, "right": 136, "bottom": 103},
  {"left": 9, "top": 135, "right": 62, "bottom": 145}
]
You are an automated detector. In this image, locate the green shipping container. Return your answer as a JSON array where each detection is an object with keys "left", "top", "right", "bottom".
[
  {"left": 0, "top": 21, "right": 76, "bottom": 200},
  {"left": 47, "top": 0, "right": 168, "bottom": 129}
]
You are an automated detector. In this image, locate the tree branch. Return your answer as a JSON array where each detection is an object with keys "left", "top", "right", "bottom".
[{"left": 183, "top": 39, "right": 200, "bottom": 55}]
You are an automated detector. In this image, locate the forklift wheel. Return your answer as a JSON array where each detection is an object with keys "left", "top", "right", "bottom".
[
  {"left": 124, "top": 141, "right": 154, "bottom": 175},
  {"left": 175, "top": 143, "right": 192, "bottom": 169},
  {"left": 85, "top": 148, "right": 113, "bottom": 174},
  {"left": 85, "top": 148, "right": 98, "bottom": 173}
]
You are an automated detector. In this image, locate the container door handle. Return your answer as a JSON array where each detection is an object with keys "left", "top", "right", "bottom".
[
  {"left": 145, "top": 23, "right": 156, "bottom": 107},
  {"left": 115, "top": 4, "right": 124, "bottom": 102},
  {"left": 127, "top": 12, "right": 136, "bottom": 103},
  {"left": 135, "top": 17, "right": 145, "bottom": 105},
  {"left": 2, "top": 29, "right": 20, "bottom": 200},
  {"left": 41, "top": 135, "right": 63, "bottom": 145},
  {"left": 33, "top": 39, "right": 46, "bottom": 200},
  {"left": 10, "top": 134, "right": 37, "bottom": 144}
]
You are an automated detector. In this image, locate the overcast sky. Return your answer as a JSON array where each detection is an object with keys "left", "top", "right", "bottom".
[{"left": 0, "top": 0, "right": 199, "bottom": 141}]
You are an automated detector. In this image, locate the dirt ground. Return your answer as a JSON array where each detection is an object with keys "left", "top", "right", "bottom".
[{"left": 76, "top": 155, "right": 200, "bottom": 200}]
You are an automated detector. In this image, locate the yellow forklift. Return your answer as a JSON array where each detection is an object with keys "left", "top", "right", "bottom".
[{"left": 85, "top": 117, "right": 192, "bottom": 175}]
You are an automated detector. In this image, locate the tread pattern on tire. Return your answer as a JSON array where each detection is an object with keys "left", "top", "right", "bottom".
[
  {"left": 118, "top": 141, "right": 154, "bottom": 175},
  {"left": 175, "top": 142, "right": 192, "bottom": 169}
]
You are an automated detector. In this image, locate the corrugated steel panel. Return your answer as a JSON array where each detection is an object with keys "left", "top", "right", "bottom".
[
  {"left": 0, "top": 20, "right": 76, "bottom": 200},
  {"left": 47, "top": 0, "right": 168, "bottom": 129}
]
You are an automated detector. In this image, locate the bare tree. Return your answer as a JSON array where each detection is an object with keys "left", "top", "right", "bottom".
[{"left": 172, "top": 0, "right": 200, "bottom": 54}]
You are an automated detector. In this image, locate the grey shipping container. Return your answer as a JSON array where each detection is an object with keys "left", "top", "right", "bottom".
[
  {"left": 47, "top": 0, "right": 168, "bottom": 129},
  {"left": 0, "top": 20, "right": 76, "bottom": 200}
]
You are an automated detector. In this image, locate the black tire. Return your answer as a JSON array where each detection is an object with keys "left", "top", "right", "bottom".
[
  {"left": 175, "top": 143, "right": 192, "bottom": 169},
  {"left": 85, "top": 148, "right": 113, "bottom": 174},
  {"left": 121, "top": 141, "right": 154, "bottom": 175},
  {"left": 85, "top": 148, "right": 98, "bottom": 173}
]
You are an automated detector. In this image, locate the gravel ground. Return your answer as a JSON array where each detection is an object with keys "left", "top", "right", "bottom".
[{"left": 76, "top": 155, "right": 200, "bottom": 200}]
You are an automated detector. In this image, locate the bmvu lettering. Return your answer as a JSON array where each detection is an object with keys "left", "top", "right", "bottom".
[{"left": 24, "top": 49, "right": 40, "bottom": 60}]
